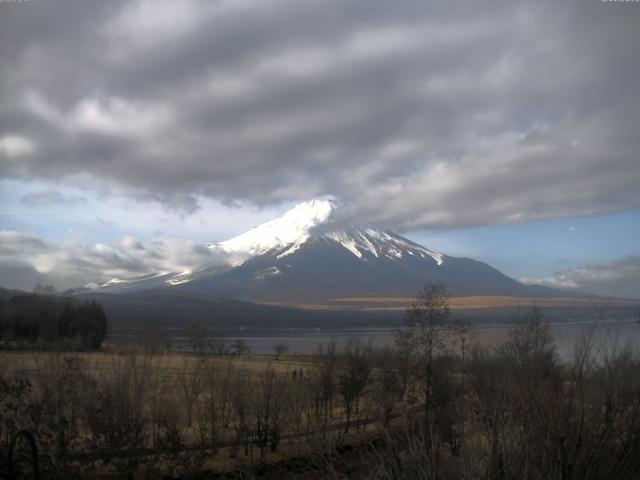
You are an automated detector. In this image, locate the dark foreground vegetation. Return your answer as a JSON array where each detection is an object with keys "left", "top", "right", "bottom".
[
  {"left": 0, "top": 288, "right": 107, "bottom": 351},
  {"left": 1, "top": 284, "right": 640, "bottom": 479}
]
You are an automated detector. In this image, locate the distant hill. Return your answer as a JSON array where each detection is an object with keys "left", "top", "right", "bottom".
[
  {"left": 2, "top": 286, "right": 637, "bottom": 331},
  {"left": 75, "top": 288, "right": 397, "bottom": 330}
]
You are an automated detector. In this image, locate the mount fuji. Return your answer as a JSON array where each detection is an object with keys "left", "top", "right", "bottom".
[{"left": 89, "top": 198, "right": 556, "bottom": 303}]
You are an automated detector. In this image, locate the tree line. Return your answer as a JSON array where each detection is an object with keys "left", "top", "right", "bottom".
[{"left": 0, "top": 288, "right": 107, "bottom": 350}]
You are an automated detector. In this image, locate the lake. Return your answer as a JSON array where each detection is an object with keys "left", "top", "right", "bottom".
[{"left": 109, "top": 318, "right": 640, "bottom": 359}]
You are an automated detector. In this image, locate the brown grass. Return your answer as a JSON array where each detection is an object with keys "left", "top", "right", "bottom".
[
  {"left": 260, "top": 295, "right": 637, "bottom": 312},
  {"left": 0, "top": 350, "right": 315, "bottom": 381}
]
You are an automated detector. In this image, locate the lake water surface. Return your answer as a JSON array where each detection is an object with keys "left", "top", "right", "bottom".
[
  {"left": 111, "top": 318, "right": 640, "bottom": 358},
  {"left": 225, "top": 319, "right": 640, "bottom": 358}
]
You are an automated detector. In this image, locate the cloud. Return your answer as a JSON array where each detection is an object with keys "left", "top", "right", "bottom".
[
  {"left": 0, "top": 260, "right": 44, "bottom": 292},
  {"left": 69, "top": 96, "right": 172, "bottom": 137},
  {"left": 0, "top": 230, "right": 231, "bottom": 290},
  {"left": 20, "top": 189, "right": 87, "bottom": 206},
  {"left": 521, "top": 257, "right": 640, "bottom": 299},
  {"left": 0, "top": 135, "right": 35, "bottom": 157},
  {"left": 0, "top": 0, "right": 638, "bottom": 226}
]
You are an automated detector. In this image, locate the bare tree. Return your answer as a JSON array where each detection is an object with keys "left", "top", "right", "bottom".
[
  {"left": 232, "top": 338, "right": 250, "bottom": 356},
  {"left": 253, "top": 365, "right": 291, "bottom": 457},
  {"left": 312, "top": 342, "right": 339, "bottom": 433},
  {"left": 502, "top": 305, "right": 557, "bottom": 385},
  {"left": 272, "top": 343, "right": 288, "bottom": 359},
  {"left": 176, "top": 356, "right": 205, "bottom": 428},
  {"left": 230, "top": 369, "right": 254, "bottom": 458},
  {"left": 395, "top": 283, "right": 455, "bottom": 419},
  {"left": 197, "top": 357, "right": 236, "bottom": 445},
  {"left": 209, "top": 334, "right": 227, "bottom": 356},
  {"left": 337, "top": 339, "right": 371, "bottom": 433},
  {"left": 372, "top": 347, "right": 404, "bottom": 427},
  {"left": 287, "top": 374, "right": 311, "bottom": 435},
  {"left": 186, "top": 323, "right": 207, "bottom": 354}
]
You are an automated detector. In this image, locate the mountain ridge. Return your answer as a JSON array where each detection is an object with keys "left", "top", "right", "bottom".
[{"left": 86, "top": 198, "right": 563, "bottom": 302}]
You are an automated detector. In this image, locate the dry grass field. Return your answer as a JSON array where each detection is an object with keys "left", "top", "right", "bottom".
[
  {"left": 3, "top": 308, "right": 640, "bottom": 480},
  {"left": 0, "top": 350, "right": 312, "bottom": 379},
  {"left": 0, "top": 347, "right": 391, "bottom": 478},
  {"left": 262, "top": 294, "right": 638, "bottom": 312}
]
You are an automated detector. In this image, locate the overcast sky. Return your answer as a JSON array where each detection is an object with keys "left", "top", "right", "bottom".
[{"left": 0, "top": 0, "right": 639, "bottom": 297}]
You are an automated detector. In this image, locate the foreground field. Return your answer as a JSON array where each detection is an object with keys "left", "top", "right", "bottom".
[
  {"left": 0, "top": 347, "right": 399, "bottom": 478},
  {"left": 2, "top": 303, "right": 640, "bottom": 479}
]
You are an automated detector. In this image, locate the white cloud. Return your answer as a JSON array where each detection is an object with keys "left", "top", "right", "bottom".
[
  {"left": 520, "top": 275, "right": 579, "bottom": 291},
  {"left": 70, "top": 96, "right": 172, "bottom": 137},
  {"left": 521, "top": 257, "right": 640, "bottom": 299},
  {"left": 104, "top": 0, "right": 205, "bottom": 55},
  {"left": 24, "top": 91, "right": 64, "bottom": 124},
  {"left": 0, "top": 229, "right": 232, "bottom": 290},
  {"left": 0, "top": 135, "right": 35, "bottom": 157}
]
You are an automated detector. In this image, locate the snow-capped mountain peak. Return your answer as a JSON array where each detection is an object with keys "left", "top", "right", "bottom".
[
  {"left": 207, "top": 197, "right": 444, "bottom": 266},
  {"left": 80, "top": 199, "right": 553, "bottom": 302},
  {"left": 211, "top": 197, "right": 340, "bottom": 260},
  {"left": 91, "top": 198, "right": 446, "bottom": 293}
]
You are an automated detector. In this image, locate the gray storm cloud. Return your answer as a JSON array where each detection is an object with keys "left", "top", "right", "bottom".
[{"left": 0, "top": 0, "right": 639, "bottom": 229}]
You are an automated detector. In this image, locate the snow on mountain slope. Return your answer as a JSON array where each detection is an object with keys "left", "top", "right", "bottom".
[
  {"left": 208, "top": 197, "right": 444, "bottom": 266},
  {"left": 323, "top": 228, "right": 444, "bottom": 264},
  {"left": 210, "top": 198, "right": 338, "bottom": 260},
  {"left": 80, "top": 199, "right": 570, "bottom": 302},
  {"left": 90, "top": 198, "right": 445, "bottom": 292}
]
